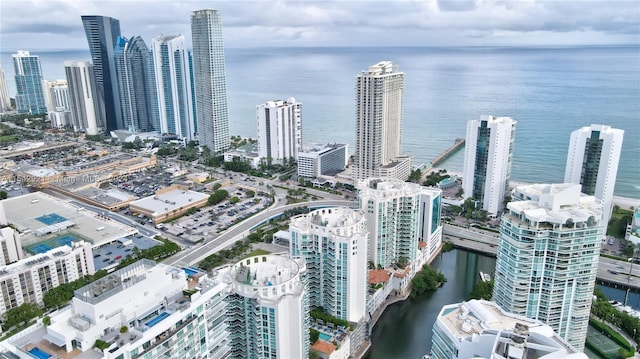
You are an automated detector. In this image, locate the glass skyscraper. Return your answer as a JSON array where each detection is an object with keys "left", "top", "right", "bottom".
[
  {"left": 81, "top": 15, "right": 122, "bottom": 132},
  {"left": 12, "top": 51, "right": 47, "bottom": 115},
  {"left": 152, "top": 35, "right": 195, "bottom": 140},
  {"left": 190, "top": 9, "right": 230, "bottom": 153},
  {"left": 114, "top": 35, "right": 159, "bottom": 132}
]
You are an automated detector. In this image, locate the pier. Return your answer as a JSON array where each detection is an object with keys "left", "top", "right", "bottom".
[
  {"left": 443, "top": 223, "right": 640, "bottom": 291},
  {"left": 416, "top": 138, "right": 465, "bottom": 180}
]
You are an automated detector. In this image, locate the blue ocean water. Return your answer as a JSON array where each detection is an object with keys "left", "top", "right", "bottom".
[{"left": 2, "top": 46, "right": 638, "bottom": 198}]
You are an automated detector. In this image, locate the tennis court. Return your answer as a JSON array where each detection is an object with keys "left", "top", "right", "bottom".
[
  {"left": 36, "top": 213, "right": 68, "bottom": 225},
  {"left": 587, "top": 324, "right": 625, "bottom": 356},
  {"left": 24, "top": 234, "right": 83, "bottom": 254}
]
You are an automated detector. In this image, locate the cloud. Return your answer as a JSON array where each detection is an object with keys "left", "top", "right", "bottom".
[{"left": 0, "top": 0, "right": 638, "bottom": 51}]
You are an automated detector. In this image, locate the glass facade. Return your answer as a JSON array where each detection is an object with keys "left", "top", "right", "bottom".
[
  {"left": 580, "top": 130, "right": 603, "bottom": 196},
  {"left": 13, "top": 52, "right": 47, "bottom": 115}
]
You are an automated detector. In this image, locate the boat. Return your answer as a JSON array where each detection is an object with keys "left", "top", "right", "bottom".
[{"left": 479, "top": 271, "right": 491, "bottom": 282}]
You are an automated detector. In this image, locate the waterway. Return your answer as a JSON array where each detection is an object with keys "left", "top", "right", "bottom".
[
  {"left": 366, "top": 249, "right": 496, "bottom": 359},
  {"left": 366, "top": 249, "right": 640, "bottom": 359}
]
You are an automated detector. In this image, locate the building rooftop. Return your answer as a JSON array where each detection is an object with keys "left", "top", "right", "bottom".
[
  {"left": 299, "top": 143, "right": 347, "bottom": 156},
  {"left": 228, "top": 254, "right": 305, "bottom": 300},
  {"left": 311, "top": 340, "right": 336, "bottom": 355},
  {"left": 508, "top": 183, "right": 602, "bottom": 226},
  {"left": 2, "top": 192, "right": 137, "bottom": 248},
  {"left": 368, "top": 269, "right": 391, "bottom": 285},
  {"left": 129, "top": 187, "right": 208, "bottom": 215},
  {"left": 437, "top": 300, "right": 586, "bottom": 358}
]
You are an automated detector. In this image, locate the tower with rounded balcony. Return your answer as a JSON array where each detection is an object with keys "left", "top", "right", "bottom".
[{"left": 226, "top": 254, "right": 308, "bottom": 359}]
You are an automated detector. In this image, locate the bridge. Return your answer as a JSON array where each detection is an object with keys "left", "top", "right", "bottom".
[{"left": 443, "top": 224, "right": 640, "bottom": 291}]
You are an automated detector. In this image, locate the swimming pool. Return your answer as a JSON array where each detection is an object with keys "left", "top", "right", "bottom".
[
  {"left": 28, "top": 347, "right": 51, "bottom": 359},
  {"left": 182, "top": 267, "right": 198, "bottom": 276},
  {"left": 319, "top": 332, "right": 332, "bottom": 341},
  {"left": 145, "top": 312, "right": 170, "bottom": 327}
]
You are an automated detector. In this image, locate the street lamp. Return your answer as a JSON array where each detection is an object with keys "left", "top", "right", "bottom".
[{"left": 625, "top": 256, "right": 635, "bottom": 307}]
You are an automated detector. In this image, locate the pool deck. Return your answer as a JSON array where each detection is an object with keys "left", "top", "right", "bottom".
[{"left": 23, "top": 340, "right": 84, "bottom": 359}]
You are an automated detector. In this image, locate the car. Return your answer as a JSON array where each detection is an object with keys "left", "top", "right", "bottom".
[
  {"left": 94, "top": 254, "right": 101, "bottom": 258},
  {"left": 103, "top": 258, "right": 110, "bottom": 262},
  {"left": 125, "top": 248, "right": 132, "bottom": 252},
  {"left": 106, "top": 252, "right": 112, "bottom": 255},
  {"left": 114, "top": 255, "right": 122, "bottom": 260}
]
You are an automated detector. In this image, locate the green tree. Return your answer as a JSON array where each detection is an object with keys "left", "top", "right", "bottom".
[
  {"left": 410, "top": 264, "right": 447, "bottom": 298},
  {"left": 229, "top": 196, "right": 240, "bottom": 204},
  {"left": 1, "top": 303, "right": 43, "bottom": 330},
  {"left": 468, "top": 280, "right": 494, "bottom": 300},
  {"left": 0, "top": 190, "right": 7, "bottom": 200},
  {"left": 245, "top": 190, "right": 255, "bottom": 197},
  {"left": 208, "top": 190, "right": 229, "bottom": 205},
  {"left": 310, "top": 329, "right": 320, "bottom": 343}
]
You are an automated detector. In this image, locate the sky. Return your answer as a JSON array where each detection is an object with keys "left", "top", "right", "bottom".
[{"left": 0, "top": 0, "right": 639, "bottom": 52}]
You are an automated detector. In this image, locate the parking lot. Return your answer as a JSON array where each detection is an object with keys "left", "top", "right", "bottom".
[
  {"left": 92, "top": 234, "right": 160, "bottom": 270},
  {"left": 111, "top": 164, "right": 177, "bottom": 198},
  {"left": 161, "top": 186, "right": 272, "bottom": 243}
]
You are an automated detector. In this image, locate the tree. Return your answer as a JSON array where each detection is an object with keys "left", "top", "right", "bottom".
[
  {"left": 1, "top": 303, "right": 43, "bottom": 330},
  {"left": 0, "top": 190, "right": 7, "bottom": 200},
  {"left": 410, "top": 265, "right": 447, "bottom": 298},
  {"left": 408, "top": 169, "right": 422, "bottom": 183},
  {"left": 229, "top": 196, "right": 240, "bottom": 204},
  {"left": 42, "top": 316, "right": 51, "bottom": 326},
  {"left": 468, "top": 280, "right": 494, "bottom": 300},
  {"left": 245, "top": 190, "right": 255, "bottom": 197},
  {"left": 208, "top": 190, "right": 229, "bottom": 205}
]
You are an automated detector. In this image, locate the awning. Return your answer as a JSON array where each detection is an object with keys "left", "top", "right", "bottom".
[{"left": 43, "top": 333, "right": 67, "bottom": 347}]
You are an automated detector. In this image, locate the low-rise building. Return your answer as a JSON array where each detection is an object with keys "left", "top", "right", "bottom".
[
  {"left": 430, "top": 299, "right": 587, "bottom": 359},
  {"left": 297, "top": 143, "right": 348, "bottom": 178},
  {"left": 129, "top": 184, "right": 209, "bottom": 223},
  {"left": 626, "top": 208, "right": 640, "bottom": 245}
]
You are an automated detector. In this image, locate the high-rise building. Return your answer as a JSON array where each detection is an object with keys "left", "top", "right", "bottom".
[
  {"left": 114, "top": 35, "right": 159, "bottom": 132},
  {"left": 353, "top": 61, "right": 411, "bottom": 182},
  {"left": 564, "top": 124, "right": 624, "bottom": 227},
  {"left": 257, "top": 98, "right": 302, "bottom": 165},
  {"left": 81, "top": 15, "right": 122, "bottom": 132},
  {"left": 430, "top": 300, "right": 587, "bottom": 359},
  {"left": 0, "top": 67, "right": 12, "bottom": 112},
  {"left": 493, "top": 183, "right": 603, "bottom": 351},
  {"left": 357, "top": 178, "right": 443, "bottom": 269},
  {"left": 226, "top": 254, "right": 309, "bottom": 359},
  {"left": 289, "top": 207, "right": 368, "bottom": 323},
  {"left": 44, "top": 80, "right": 72, "bottom": 128},
  {"left": 152, "top": 34, "right": 196, "bottom": 139},
  {"left": 65, "top": 61, "right": 103, "bottom": 135},
  {"left": 462, "top": 115, "right": 516, "bottom": 216},
  {"left": 191, "top": 9, "right": 230, "bottom": 153},
  {"left": 12, "top": 51, "right": 47, "bottom": 115}
]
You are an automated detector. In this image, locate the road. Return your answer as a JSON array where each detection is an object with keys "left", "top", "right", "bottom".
[
  {"left": 444, "top": 223, "right": 640, "bottom": 290},
  {"left": 166, "top": 199, "right": 354, "bottom": 266}
]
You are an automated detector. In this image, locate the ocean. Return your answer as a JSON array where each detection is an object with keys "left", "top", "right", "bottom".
[{"left": 1, "top": 46, "right": 639, "bottom": 198}]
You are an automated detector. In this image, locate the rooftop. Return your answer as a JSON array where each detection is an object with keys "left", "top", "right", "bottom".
[
  {"left": 129, "top": 187, "right": 208, "bottom": 215},
  {"left": 311, "top": 340, "right": 336, "bottom": 355},
  {"left": 368, "top": 269, "right": 391, "bottom": 285},
  {"left": 437, "top": 300, "right": 585, "bottom": 358}
]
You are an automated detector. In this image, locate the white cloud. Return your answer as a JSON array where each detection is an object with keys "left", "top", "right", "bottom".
[{"left": 0, "top": 0, "right": 638, "bottom": 51}]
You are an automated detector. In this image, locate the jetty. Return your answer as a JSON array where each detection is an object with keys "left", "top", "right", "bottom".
[{"left": 416, "top": 138, "right": 465, "bottom": 180}]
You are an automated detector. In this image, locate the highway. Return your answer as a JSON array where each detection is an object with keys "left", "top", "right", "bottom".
[
  {"left": 166, "top": 199, "right": 354, "bottom": 266},
  {"left": 444, "top": 223, "right": 640, "bottom": 290}
]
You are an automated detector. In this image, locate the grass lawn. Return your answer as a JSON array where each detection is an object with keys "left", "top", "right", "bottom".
[{"left": 243, "top": 248, "right": 271, "bottom": 259}]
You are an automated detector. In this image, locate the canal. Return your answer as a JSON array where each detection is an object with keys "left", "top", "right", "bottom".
[{"left": 366, "top": 249, "right": 640, "bottom": 359}]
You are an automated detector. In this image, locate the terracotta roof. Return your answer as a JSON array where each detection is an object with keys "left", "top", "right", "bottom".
[
  {"left": 368, "top": 269, "right": 391, "bottom": 284},
  {"left": 311, "top": 340, "right": 336, "bottom": 354},
  {"left": 418, "top": 241, "right": 427, "bottom": 248},
  {"left": 393, "top": 266, "right": 411, "bottom": 278}
]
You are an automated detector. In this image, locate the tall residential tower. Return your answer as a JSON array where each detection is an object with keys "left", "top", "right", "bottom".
[
  {"left": 65, "top": 61, "right": 103, "bottom": 135},
  {"left": 81, "top": 15, "right": 122, "bottom": 132},
  {"left": 564, "top": 124, "right": 624, "bottom": 227},
  {"left": 190, "top": 9, "right": 230, "bottom": 153},
  {"left": 257, "top": 98, "right": 302, "bottom": 165},
  {"left": 152, "top": 34, "right": 195, "bottom": 139},
  {"left": 353, "top": 61, "right": 411, "bottom": 181},
  {"left": 462, "top": 115, "right": 516, "bottom": 216},
  {"left": 12, "top": 51, "right": 47, "bottom": 115},
  {"left": 493, "top": 183, "right": 603, "bottom": 351},
  {"left": 289, "top": 207, "right": 368, "bottom": 323},
  {"left": 0, "top": 67, "right": 12, "bottom": 112}
]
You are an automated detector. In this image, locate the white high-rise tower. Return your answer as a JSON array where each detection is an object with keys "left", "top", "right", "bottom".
[
  {"left": 462, "top": 115, "right": 516, "bottom": 216},
  {"left": 190, "top": 9, "right": 229, "bottom": 153},
  {"left": 564, "top": 124, "right": 624, "bottom": 226},
  {"left": 0, "top": 67, "right": 12, "bottom": 112},
  {"left": 257, "top": 98, "right": 302, "bottom": 165},
  {"left": 65, "top": 61, "right": 103, "bottom": 135},
  {"left": 353, "top": 61, "right": 411, "bottom": 181}
]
